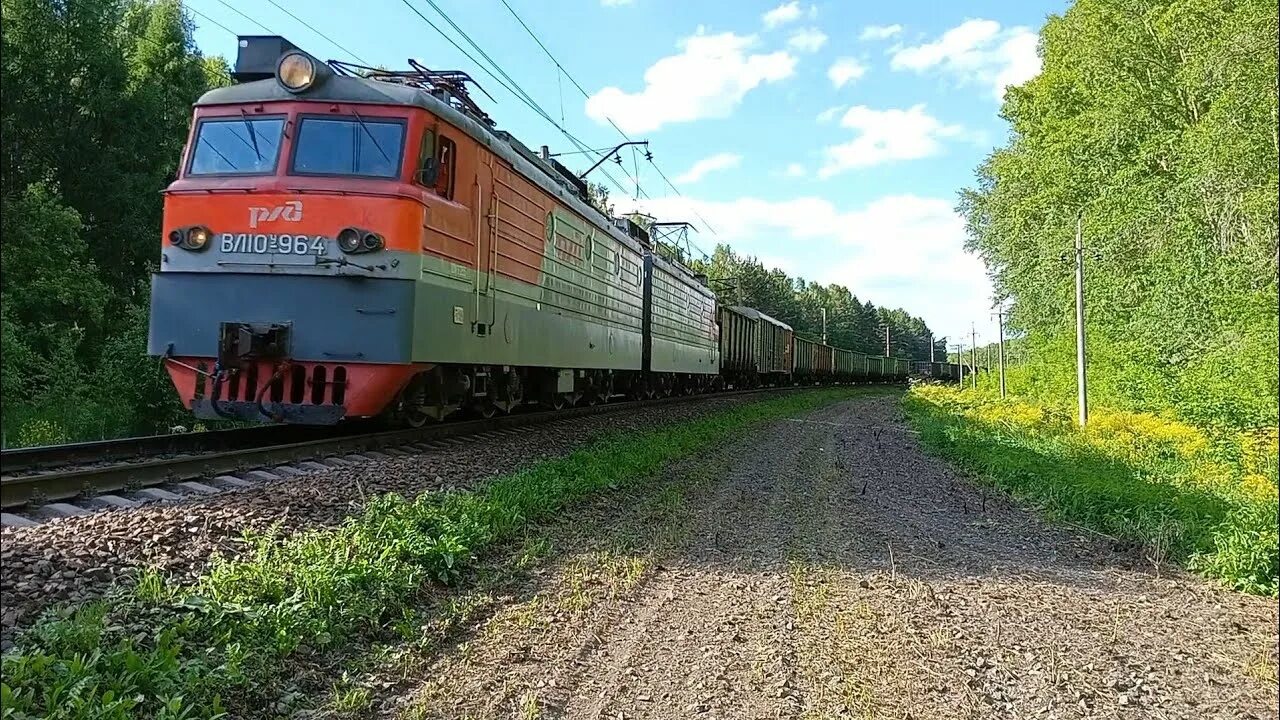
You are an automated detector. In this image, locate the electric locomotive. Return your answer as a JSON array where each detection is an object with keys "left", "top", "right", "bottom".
[{"left": 149, "top": 37, "right": 719, "bottom": 426}]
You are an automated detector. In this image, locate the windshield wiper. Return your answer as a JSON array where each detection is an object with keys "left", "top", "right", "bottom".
[
  {"left": 350, "top": 109, "right": 391, "bottom": 164},
  {"left": 239, "top": 109, "right": 263, "bottom": 161},
  {"left": 198, "top": 136, "right": 239, "bottom": 170}
]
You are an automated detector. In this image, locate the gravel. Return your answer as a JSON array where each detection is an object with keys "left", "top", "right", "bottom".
[
  {"left": 393, "top": 395, "right": 1279, "bottom": 720},
  {"left": 0, "top": 393, "right": 767, "bottom": 639}
]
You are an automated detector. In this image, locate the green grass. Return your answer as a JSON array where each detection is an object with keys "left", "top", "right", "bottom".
[
  {"left": 1, "top": 388, "right": 863, "bottom": 719},
  {"left": 904, "top": 385, "right": 1278, "bottom": 596}
]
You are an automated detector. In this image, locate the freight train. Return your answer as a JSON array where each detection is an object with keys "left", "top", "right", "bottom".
[{"left": 148, "top": 37, "right": 959, "bottom": 427}]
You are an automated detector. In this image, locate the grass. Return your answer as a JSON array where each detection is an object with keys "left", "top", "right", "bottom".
[
  {"left": 904, "top": 384, "right": 1278, "bottom": 595},
  {"left": 1, "top": 388, "right": 863, "bottom": 720}
]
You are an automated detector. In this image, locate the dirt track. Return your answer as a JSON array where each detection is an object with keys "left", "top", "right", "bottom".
[{"left": 386, "top": 395, "right": 1278, "bottom": 720}]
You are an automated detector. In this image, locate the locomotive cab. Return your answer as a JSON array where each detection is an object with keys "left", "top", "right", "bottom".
[{"left": 150, "top": 41, "right": 448, "bottom": 424}]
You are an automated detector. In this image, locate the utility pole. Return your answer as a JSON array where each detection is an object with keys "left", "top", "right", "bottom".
[
  {"left": 993, "top": 308, "right": 1007, "bottom": 398},
  {"left": 821, "top": 307, "right": 827, "bottom": 345},
  {"left": 1075, "top": 213, "right": 1089, "bottom": 426},
  {"left": 970, "top": 323, "right": 978, "bottom": 389},
  {"left": 884, "top": 325, "right": 891, "bottom": 357},
  {"left": 955, "top": 343, "right": 965, "bottom": 386},
  {"left": 928, "top": 333, "right": 934, "bottom": 363}
]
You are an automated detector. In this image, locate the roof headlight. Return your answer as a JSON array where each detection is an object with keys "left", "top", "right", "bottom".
[{"left": 277, "top": 51, "right": 316, "bottom": 93}]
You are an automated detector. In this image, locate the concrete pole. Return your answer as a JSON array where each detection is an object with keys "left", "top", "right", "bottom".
[
  {"left": 928, "top": 333, "right": 934, "bottom": 363},
  {"left": 970, "top": 324, "right": 978, "bottom": 389},
  {"left": 884, "top": 325, "right": 891, "bottom": 357},
  {"left": 996, "top": 310, "right": 1007, "bottom": 398},
  {"left": 956, "top": 344, "right": 965, "bottom": 387},
  {"left": 1075, "top": 214, "right": 1089, "bottom": 426},
  {"left": 821, "top": 307, "right": 827, "bottom": 345}
]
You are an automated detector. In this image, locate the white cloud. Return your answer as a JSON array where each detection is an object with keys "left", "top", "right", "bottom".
[
  {"left": 601, "top": 0, "right": 633, "bottom": 5},
  {"left": 827, "top": 57, "right": 867, "bottom": 88},
  {"left": 815, "top": 105, "right": 845, "bottom": 123},
  {"left": 783, "top": 162, "right": 805, "bottom": 177},
  {"left": 675, "top": 152, "right": 742, "bottom": 184},
  {"left": 787, "top": 27, "right": 828, "bottom": 53},
  {"left": 818, "top": 104, "right": 964, "bottom": 178},
  {"left": 586, "top": 30, "right": 797, "bottom": 133},
  {"left": 616, "top": 193, "right": 995, "bottom": 342},
  {"left": 890, "top": 19, "right": 1041, "bottom": 100},
  {"left": 762, "top": 1, "right": 802, "bottom": 28},
  {"left": 860, "top": 24, "right": 903, "bottom": 40}
]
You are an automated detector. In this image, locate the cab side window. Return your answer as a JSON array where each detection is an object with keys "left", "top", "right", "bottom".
[
  {"left": 418, "top": 128, "right": 456, "bottom": 200},
  {"left": 435, "top": 135, "right": 456, "bottom": 199}
]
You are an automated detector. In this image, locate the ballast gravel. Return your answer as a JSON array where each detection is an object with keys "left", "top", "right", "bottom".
[{"left": 0, "top": 394, "right": 764, "bottom": 638}]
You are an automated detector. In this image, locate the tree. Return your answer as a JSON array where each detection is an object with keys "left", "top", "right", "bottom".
[
  {"left": 0, "top": 0, "right": 227, "bottom": 443},
  {"left": 960, "top": 0, "right": 1278, "bottom": 428}
]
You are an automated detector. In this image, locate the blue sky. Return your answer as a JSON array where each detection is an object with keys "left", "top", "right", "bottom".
[{"left": 188, "top": 0, "right": 1066, "bottom": 348}]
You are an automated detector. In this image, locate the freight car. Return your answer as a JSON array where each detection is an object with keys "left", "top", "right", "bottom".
[{"left": 717, "top": 305, "right": 792, "bottom": 388}]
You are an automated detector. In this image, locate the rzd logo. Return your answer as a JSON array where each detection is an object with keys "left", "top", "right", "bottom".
[{"left": 248, "top": 200, "right": 303, "bottom": 228}]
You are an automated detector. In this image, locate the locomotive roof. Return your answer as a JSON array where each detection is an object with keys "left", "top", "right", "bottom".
[{"left": 726, "top": 305, "right": 793, "bottom": 331}]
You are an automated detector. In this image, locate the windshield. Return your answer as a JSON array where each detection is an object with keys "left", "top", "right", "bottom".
[
  {"left": 290, "top": 117, "right": 405, "bottom": 178},
  {"left": 188, "top": 117, "right": 284, "bottom": 175}
]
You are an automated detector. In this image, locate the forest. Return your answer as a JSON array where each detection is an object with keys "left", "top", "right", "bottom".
[
  {"left": 960, "top": 0, "right": 1278, "bottom": 431},
  {"left": 0, "top": 0, "right": 943, "bottom": 447}
]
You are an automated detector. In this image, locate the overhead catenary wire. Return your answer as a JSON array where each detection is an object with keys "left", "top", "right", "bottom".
[
  {"left": 212, "top": 0, "right": 277, "bottom": 35},
  {"left": 412, "top": 0, "right": 647, "bottom": 200},
  {"left": 188, "top": 5, "right": 239, "bottom": 37},
  {"left": 262, "top": 0, "right": 371, "bottom": 65},
  {"left": 397, "top": 0, "right": 633, "bottom": 199},
  {"left": 496, "top": 0, "right": 718, "bottom": 240}
]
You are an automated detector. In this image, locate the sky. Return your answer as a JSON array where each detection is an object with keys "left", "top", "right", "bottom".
[{"left": 188, "top": 0, "right": 1067, "bottom": 349}]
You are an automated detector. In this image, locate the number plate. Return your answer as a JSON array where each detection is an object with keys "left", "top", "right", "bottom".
[{"left": 219, "top": 233, "right": 327, "bottom": 256}]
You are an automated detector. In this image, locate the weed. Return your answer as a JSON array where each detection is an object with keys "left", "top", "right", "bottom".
[
  {"left": 905, "top": 385, "right": 1278, "bottom": 595},
  {"left": 2, "top": 388, "right": 860, "bottom": 718}
]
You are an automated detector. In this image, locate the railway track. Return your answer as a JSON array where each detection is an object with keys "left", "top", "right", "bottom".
[{"left": 0, "top": 387, "right": 800, "bottom": 524}]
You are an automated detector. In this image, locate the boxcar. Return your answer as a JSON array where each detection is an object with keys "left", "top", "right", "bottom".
[
  {"left": 792, "top": 336, "right": 833, "bottom": 382},
  {"left": 754, "top": 308, "right": 793, "bottom": 379},
  {"left": 833, "top": 347, "right": 856, "bottom": 382},
  {"left": 718, "top": 305, "right": 756, "bottom": 386}
]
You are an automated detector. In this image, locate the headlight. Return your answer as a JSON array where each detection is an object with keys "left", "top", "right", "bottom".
[
  {"left": 169, "top": 226, "right": 212, "bottom": 252},
  {"left": 337, "top": 227, "right": 384, "bottom": 254},
  {"left": 337, "top": 227, "right": 361, "bottom": 253},
  {"left": 186, "top": 226, "right": 211, "bottom": 250},
  {"left": 277, "top": 52, "right": 316, "bottom": 93}
]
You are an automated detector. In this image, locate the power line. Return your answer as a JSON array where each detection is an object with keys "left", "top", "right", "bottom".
[
  {"left": 212, "top": 0, "right": 277, "bottom": 35},
  {"left": 413, "top": 0, "right": 644, "bottom": 198},
  {"left": 188, "top": 6, "right": 238, "bottom": 37},
  {"left": 262, "top": 0, "right": 370, "bottom": 65},
  {"left": 496, "top": 0, "right": 718, "bottom": 244},
  {"left": 396, "top": 0, "right": 633, "bottom": 199}
]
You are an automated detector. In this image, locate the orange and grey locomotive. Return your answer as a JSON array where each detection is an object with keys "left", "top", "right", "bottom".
[{"left": 148, "top": 37, "right": 954, "bottom": 426}]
